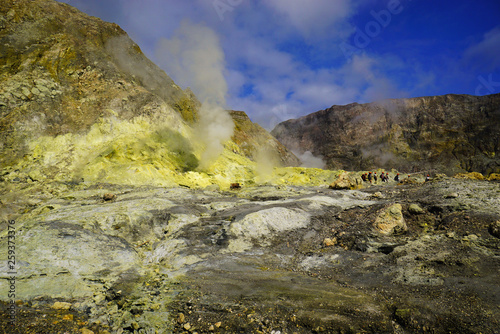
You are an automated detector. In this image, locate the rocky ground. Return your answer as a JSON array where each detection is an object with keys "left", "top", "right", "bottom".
[{"left": 1, "top": 176, "right": 499, "bottom": 334}]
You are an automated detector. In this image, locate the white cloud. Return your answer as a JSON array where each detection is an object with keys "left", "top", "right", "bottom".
[
  {"left": 463, "top": 26, "right": 500, "bottom": 72},
  {"left": 61, "top": 0, "right": 409, "bottom": 131},
  {"left": 264, "top": 0, "right": 354, "bottom": 39}
]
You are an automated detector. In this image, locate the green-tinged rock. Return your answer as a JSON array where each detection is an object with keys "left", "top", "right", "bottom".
[{"left": 408, "top": 203, "right": 424, "bottom": 214}]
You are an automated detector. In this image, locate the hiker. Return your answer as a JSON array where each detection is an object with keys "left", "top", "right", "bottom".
[
  {"left": 361, "top": 173, "right": 367, "bottom": 182},
  {"left": 385, "top": 173, "right": 389, "bottom": 182},
  {"left": 368, "top": 172, "right": 372, "bottom": 182},
  {"left": 394, "top": 173, "right": 400, "bottom": 182},
  {"left": 381, "top": 172, "right": 386, "bottom": 182},
  {"left": 425, "top": 174, "right": 430, "bottom": 182},
  {"left": 374, "top": 172, "right": 378, "bottom": 182}
]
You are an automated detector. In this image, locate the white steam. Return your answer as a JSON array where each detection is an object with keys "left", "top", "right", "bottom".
[
  {"left": 255, "top": 146, "right": 280, "bottom": 182},
  {"left": 155, "top": 19, "right": 234, "bottom": 167},
  {"left": 294, "top": 150, "right": 325, "bottom": 169}
]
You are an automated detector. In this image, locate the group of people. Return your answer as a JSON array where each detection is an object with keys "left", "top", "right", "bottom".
[
  {"left": 361, "top": 171, "right": 391, "bottom": 183},
  {"left": 361, "top": 171, "right": 431, "bottom": 183}
]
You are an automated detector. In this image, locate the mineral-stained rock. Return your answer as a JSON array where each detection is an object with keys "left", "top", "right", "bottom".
[
  {"left": 488, "top": 173, "right": 500, "bottom": 181},
  {"left": 229, "top": 110, "right": 300, "bottom": 167},
  {"left": 374, "top": 203, "right": 407, "bottom": 235},
  {"left": 51, "top": 301, "right": 72, "bottom": 310},
  {"left": 454, "top": 172, "right": 485, "bottom": 180},
  {"left": 323, "top": 237, "right": 337, "bottom": 246},
  {"left": 80, "top": 329, "right": 95, "bottom": 334},
  {"left": 328, "top": 171, "right": 362, "bottom": 190},
  {"left": 0, "top": 220, "right": 142, "bottom": 299},
  {"left": 103, "top": 193, "right": 116, "bottom": 201}
]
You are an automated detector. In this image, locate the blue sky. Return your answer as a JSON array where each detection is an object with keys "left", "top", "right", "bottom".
[{"left": 58, "top": 0, "right": 500, "bottom": 129}]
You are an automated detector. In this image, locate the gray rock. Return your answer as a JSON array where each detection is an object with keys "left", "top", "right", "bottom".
[
  {"left": 228, "top": 207, "right": 311, "bottom": 252},
  {"left": 0, "top": 220, "right": 142, "bottom": 299}
]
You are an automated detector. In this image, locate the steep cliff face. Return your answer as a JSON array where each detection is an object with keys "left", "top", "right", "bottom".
[
  {"left": 0, "top": 0, "right": 299, "bottom": 187},
  {"left": 271, "top": 94, "right": 500, "bottom": 175}
]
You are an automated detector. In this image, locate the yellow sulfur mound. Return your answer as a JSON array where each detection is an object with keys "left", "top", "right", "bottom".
[
  {"left": 453, "top": 172, "right": 485, "bottom": 180},
  {"left": 488, "top": 173, "right": 500, "bottom": 181},
  {"left": 12, "top": 115, "right": 343, "bottom": 190}
]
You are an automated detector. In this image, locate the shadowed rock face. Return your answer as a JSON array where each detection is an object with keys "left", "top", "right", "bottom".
[{"left": 271, "top": 94, "right": 500, "bottom": 175}]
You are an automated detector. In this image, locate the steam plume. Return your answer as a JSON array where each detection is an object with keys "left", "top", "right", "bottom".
[
  {"left": 295, "top": 150, "right": 326, "bottom": 169},
  {"left": 255, "top": 146, "right": 280, "bottom": 182},
  {"left": 156, "top": 19, "right": 234, "bottom": 167}
]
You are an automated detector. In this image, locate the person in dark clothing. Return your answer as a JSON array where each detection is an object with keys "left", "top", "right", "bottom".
[
  {"left": 394, "top": 173, "right": 399, "bottom": 182},
  {"left": 374, "top": 172, "right": 378, "bottom": 182},
  {"left": 385, "top": 173, "right": 389, "bottom": 182},
  {"left": 425, "top": 174, "right": 430, "bottom": 182},
  {"left": 361, "top": 173, "right": 367, "bottom": 182},
  {"left": 381, "top": 172, "right": 385, "bottom": 182},
  {"left": 368, "top": 172, "right": 372, "bottom": 182}
]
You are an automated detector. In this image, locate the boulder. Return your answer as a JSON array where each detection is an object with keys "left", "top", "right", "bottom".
[
  {"left": 489, "top": 221, "right": 500, "bottom": 239},
  {"left": 408, "top": 203, "right": 424, "bottom": 215},
  {"left": 329, "top": 172, "right": 362, "bottom": 190},
  {"left": 374, "top": 203, "right": 407, "bottom": 235}
]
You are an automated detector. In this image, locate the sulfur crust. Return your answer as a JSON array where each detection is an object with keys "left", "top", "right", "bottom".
[{"left": 18, "top": 115, "right": 343, "bottom": 189}]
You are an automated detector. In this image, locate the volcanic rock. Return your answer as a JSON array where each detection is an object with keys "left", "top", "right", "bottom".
[
  {"left": 1, "top": 177, "right": 499, "bottom": 333},
  {"left": 0, "top": 0, "right": 299, "bottom": 189},
  {"left": 374, "top": 203, "right": 407, "bottom": 235},
  {"left": 271, "top": 94, "right": 500, "bottom": 175},
  {"left": 408, "top": 203, "right": 424, "bottom": 214},
  {"left": 328, "top": 171, "right": 362, "bottom": 190}
]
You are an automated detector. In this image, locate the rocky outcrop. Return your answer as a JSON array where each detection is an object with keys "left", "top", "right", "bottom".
[
  {"left": 328, "top": 171, "right": 362, "bottom": 190},
  {"left": 271, "top": 94, "right": 500, "bottom": 175}
]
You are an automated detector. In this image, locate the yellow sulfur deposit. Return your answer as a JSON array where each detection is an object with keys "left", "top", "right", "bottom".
[
  {"left": 15, "top": 115, "right": 343, "bottom": 190},
  {"left": 453, "top": 172, "right": 485, "bottom": 180}
]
